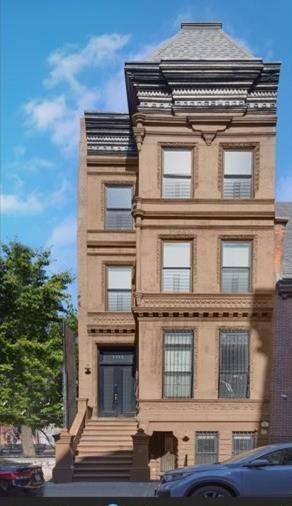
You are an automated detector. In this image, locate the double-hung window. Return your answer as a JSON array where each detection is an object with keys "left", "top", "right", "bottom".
[
  {"left": 195, "top": 432, "right": 219, "bottom": 465},
  {"left": 162, "top": 242, "right": 191, "bottom": 292},
  {"left": 163, "top": 331, "right": 193, "bottom": 398},
  {"left": 221, "top": 241, "right": 251, "bottom": 293},
  {"left": 232, "top": 432, "right": 256, "bottom": 455},
  {"left": 105, "top": 185, "right": 133, "bottom": 230},
  {"left": 219, "top": 330, "right": 250, "bottom": 399},
  {"left": 107, "top": 266, "right": 132, "bottom": 311},
  {"left": 162, "top": 148, "right": 192, "bottom": 198},
  {"left": 223, "top": 150, "right": 253, "bottom": 199}
]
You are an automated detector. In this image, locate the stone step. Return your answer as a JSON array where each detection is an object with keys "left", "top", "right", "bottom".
[
  {"left": 75, "top": 457, "right": 132, "bottom": 464},
  {"left": 80, "top": 435, "right": 132, "bottom": 441}
]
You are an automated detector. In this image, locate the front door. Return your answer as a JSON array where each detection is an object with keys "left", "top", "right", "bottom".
[{"left": 99, "top": 349, "right": 136, "bottom": 417}]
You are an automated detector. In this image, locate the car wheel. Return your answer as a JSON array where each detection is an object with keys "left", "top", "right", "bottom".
[
  {"left": 0, "top": 480, "right": 11, "bottom": 497},
  {"left": 190, "top": 485, "right": 233, "bottom": 498}
]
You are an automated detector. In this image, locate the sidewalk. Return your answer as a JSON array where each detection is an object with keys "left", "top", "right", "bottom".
[{"left": 44, "top": 481, "right": 158, "bottom": 497}]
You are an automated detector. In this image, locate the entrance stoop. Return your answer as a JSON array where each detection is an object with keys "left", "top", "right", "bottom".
[{"left": 73, "top": 418, "right": 137, "bottom": 481}]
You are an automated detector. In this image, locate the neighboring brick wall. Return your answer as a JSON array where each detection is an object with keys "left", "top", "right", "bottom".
[{"left": 270, "top": 279, "right": 292, "bottom": 442}]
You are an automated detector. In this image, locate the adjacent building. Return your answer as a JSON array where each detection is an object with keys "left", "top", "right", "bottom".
[{"left": 54, "top": 22, "right": 282, "bottom": 482}]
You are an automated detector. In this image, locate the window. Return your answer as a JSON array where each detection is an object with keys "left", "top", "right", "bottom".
[
  {"left": 219, "top": 330, "right": 249, "bottom": 399},
  {"left": 232, "top": 432, "right": 256, "bottom": 455},
  {"left": 162, "top": 242, "right": 191, "bottom": 292},
  {"left": 105, "top": 185, "right": 133, "bottom": 230},
  {"left": 162, "top": 148, "right": 192, "bottom": 198},
  {"left": 163, "top": 331, "right": 193, "bottom": 398},
  {"left": 195, "top": 432, "right": 219, "bottom": 465},
  {"left": 221, "top": 241, "right": 251, "bottom": 293},
  {"left": 223, "top": 151, "right": 253, "bottom": 199},
  {"left": 107, "top": 266, "right": 132, "bottom": 311},
  {"left": 260, "top": 448, "right": 292, "bottom": 466}
]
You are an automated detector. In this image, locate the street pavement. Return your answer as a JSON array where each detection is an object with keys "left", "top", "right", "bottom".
[{"left": 44, "top": 481, "right": 158, "bottom": 497}]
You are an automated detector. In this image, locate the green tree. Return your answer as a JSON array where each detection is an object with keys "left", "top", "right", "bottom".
[{"left": 0, "top": 241, "right": 75, "bottom": 456}]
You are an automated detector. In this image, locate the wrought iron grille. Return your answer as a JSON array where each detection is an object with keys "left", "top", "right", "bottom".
[
  {"left": 221, "top": 267, "right": 250, "bottom": 293},
  {"left": 223, "top": 177, "right": 252, "bottom": 199},
  {"left": 219, "top": 330, "right": 249, "bottom": 398},
  {"left": 195, "top": 432, "right": 219, "bottom": 464},
  {"left": 163, "top": 268, "right": 191, "bottom": 292},
  {"left": 107, "top": 290, "right": 131, "bottom": 311},
  {"left": 163, "top": 331, "right": 193, "bottom": 398},
  {"left": 163, "top": 177, "right": 191, "bottom": 199},
  {"left": 106, "top": 210, "right": 132, "bottom": 230},
  {"left": 232, "top": 432, "right": 256, "bottom": 455}
]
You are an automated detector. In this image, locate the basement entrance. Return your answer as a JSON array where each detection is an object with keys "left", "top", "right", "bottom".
[{"left": 99, "top": 349, "right": 136, "bottom": 417}]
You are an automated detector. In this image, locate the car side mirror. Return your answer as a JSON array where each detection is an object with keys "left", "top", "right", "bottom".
[{"left": 246, "top": 459, "right": 270, "bottom": 468}]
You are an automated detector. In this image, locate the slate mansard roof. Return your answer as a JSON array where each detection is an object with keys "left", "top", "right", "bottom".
[
  {"left": 84, "top": 22, "right": 280, "bottom": 153},
  {"left": 84, "top": 112, "right": 137, "bottom": 156},
  {"left": 146, "top": 22, "right": 255, "bottom": 61},
  {"left": 276, "top": 202, "right": 292, "bottom": 278}
]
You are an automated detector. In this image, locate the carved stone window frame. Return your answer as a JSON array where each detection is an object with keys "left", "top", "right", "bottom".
[
  {"left": 160, "top": 326, "right": 198, "bottom": 399},
  {"left": 216, "top": 326, "right": 252, "bottom": 400},
  {"left": 102, "top": 260, "right": 135, "bottom": 312},
  {"left": 157, "top": 142, "right": 198, "bottom": 197},
  {"left": 101, "top": 180, "right": 136, "bottom": 231},
  {"left": 158, "top": 234, "right": 197, "bottom": 291},
  {"left": 218, "top": 143, "right": 260, "bottom": 199},
  {"left": 217, "top": 235, "right": 258, "bottom": 291}
]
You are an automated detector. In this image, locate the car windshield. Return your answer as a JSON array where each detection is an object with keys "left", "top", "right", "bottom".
[{"left": 220, "top": 446, "right": 265, "bottom": 464}]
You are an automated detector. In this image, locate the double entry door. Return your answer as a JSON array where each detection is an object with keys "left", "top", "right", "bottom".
[{"left": 99, "top": 349, "right": 136, "bottom": 417}]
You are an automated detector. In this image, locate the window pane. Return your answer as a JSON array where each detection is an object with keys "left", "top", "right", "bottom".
[
  {"left": 106, "top": 186, "right": 132, "bottom": 209},
  {"left": 108, "top": 291, "right": 131, "bottom": 311},
  {"left": 108, "top": 266, "right": 132, "bottom": 289},
  {"left": 164, "top": 243, "right": 190, "bottom": 268},
  {"left": 164, "top": 331, "right": 193, "bottom": 398},
  {"left": 223, "top": 178, "right": 252, "bottom": 199},
  {"left": 195, "top": 432, "right": 218, "bottom": 464},
  {"left": 221, "top": 268, "right": 250, "bottom": 293},
  {"left": 232, "top": 432, "right": 256, "bottom": 455},
  {"left": 163, "top": 148, "right": 192, "bottom": 176},
  {"left": 222, "top": 242, "right": 250, "bottom": 268},
  {"left": 163, "top": 269, "right": 190, "bottom": 292},
  {"left": 106, "top": 210, "right": 132, "bottom": 229},
  {"left": 219, "top": 331, "right": 249, "bottom": 398},
  {"left": 224, "top": 151, "right": 252, "bottom": 175},
  {"left": 163, "top": 178, "right": 191, "bottom": 198}
]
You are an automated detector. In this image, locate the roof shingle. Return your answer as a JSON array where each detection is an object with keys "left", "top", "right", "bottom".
[{"left": 146, "top": 22, "right": 256, "bottom": 62}]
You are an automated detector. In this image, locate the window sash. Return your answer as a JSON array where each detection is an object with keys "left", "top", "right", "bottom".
[
  {"left": 224, "top": 151, "right": 253, "bottom": 176},
  {"left": 232, "top": 432, "right": 256, "bottom": 455},
  {"left": 223, "top": 176, "right": 252, "bottom": 199},
  {"left": 105, "top": 186, "right": 133, "bottom": 230},
  {"left": 163, "top": 176, "right": 191, "bottom": 199},
  {"left": 107, "top": 289, "right": 132, "bottom": 312},
  {"left": 163, "top": 148, "right": 192, "bottom": 176},
  {"left": 221, "top": 267, "right": 250, "bottom": 293},
  {"left": 195, "top": 432, "right": 219, "bottom": 465},
  {"left": 163, "top": 268, "right": 191, "bottom": 292},
  {"left": 219, "top": 331, "right": 249, "bottom": 399},
  {"left": 163, "top": 331, "right": 193, "bottom": 398}
]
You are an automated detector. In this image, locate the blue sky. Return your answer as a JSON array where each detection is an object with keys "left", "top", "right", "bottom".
[{"left": 1, "top": 0, "right": 292, "bottom": 302}]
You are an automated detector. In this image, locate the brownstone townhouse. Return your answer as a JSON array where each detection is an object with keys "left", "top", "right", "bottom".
[{"left": 53, "top": 22, "right": 282, "bottom": 482}]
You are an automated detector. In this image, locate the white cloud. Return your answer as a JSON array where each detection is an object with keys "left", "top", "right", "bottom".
[
  {"left": 277, "top": 175, "right": 292, "bottom": 201},
  {"left": 1, "top": 192, "right": 44, "bottom": 214},
  {"left": 44, "top": 34, "right": 130, "bottom": 91},
  {"left": 46, "top": 217, "right": 77, "bottom": 282},
  {"left": 25, "top": 96, "right": 68, "bottom": 130},
  {"left": 1, "top": 177, "right": 73, "bottom": 215},
  {"left": 24, "top": 33, "right": 131, "bottom": 153},
  {"left": 46, "top": 216, "right": 76, "bottom": 248}
]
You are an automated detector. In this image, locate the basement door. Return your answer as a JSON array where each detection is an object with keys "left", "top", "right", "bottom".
[{"left": 99, "top": 349, "right": 136, "bottom": 417}]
